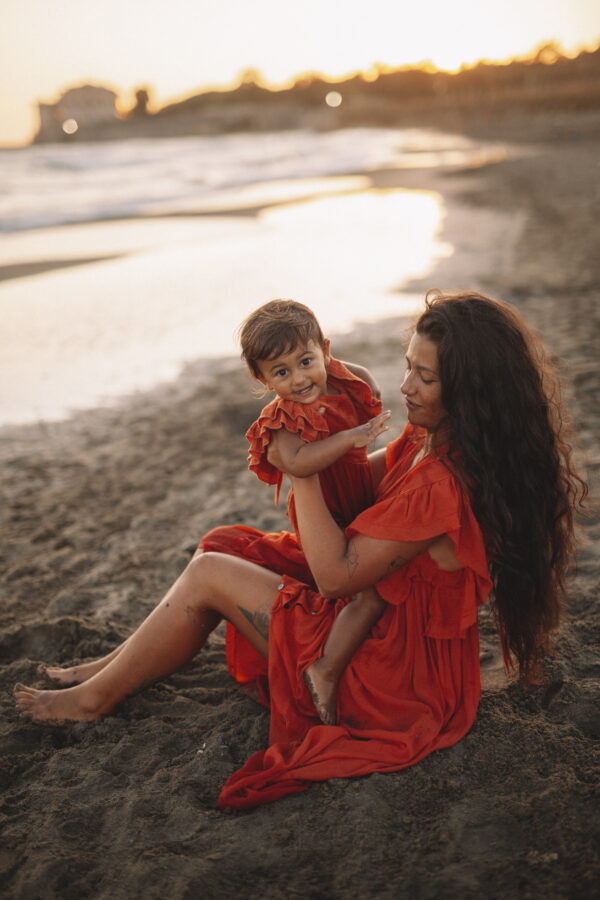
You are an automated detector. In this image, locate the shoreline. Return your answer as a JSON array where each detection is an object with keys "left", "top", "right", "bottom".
[
  {"left": 1, "top": 110, "right": 599, "bottom": 898},
  {"left": 0, "top": 142, "right": 522, "bottom": 428},
  {"left": 0, "top": 134, "right": 509, "bottom": 285}
]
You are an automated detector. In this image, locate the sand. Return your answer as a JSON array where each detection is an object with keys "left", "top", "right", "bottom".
[{"left": 1, "top": 110, "right": 599, "bottom": 899}]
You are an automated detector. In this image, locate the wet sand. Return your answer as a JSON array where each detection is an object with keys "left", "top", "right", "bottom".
[{"left": 1, "top": 110, "right": 599, "bottom": 898}]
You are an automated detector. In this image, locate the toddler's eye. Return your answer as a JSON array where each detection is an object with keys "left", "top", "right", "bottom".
[
  {"left": 275, "top": 369, "right": 287, "bottom": 378},
  {"left": 300, "top": 357, "right": 312, "bottom": 367}
]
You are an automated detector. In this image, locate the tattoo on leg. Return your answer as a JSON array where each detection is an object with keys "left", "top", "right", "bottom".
[
  {"left": 184, "top": 604, "right": 199, "bottom": 625},
  {"left": 345, "top": 542, "right": 359, "bottom": 579},
  {"left": 238, "top": 605, "right": 270, "bottom": 641}
]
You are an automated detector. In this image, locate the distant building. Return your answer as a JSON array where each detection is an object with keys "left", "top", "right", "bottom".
[{"left": 36, "top": 85, "right": 118, "bottom": 142}]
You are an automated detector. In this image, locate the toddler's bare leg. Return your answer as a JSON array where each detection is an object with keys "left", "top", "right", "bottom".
[{"left": 304, "top": 588, "right": 385, "bottom": 725}]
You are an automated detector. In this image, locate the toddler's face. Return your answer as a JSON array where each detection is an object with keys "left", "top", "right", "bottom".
[{"left": 256, "top": 339, "right": 330, "bottom": 404}]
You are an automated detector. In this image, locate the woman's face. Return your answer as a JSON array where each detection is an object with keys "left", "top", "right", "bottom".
[{"left": 401, "top": 333, "right": 446, "bottom": 431}]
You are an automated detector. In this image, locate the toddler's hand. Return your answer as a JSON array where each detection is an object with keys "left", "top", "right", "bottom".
[{"left": 349, "top": 411, "right": 391, "bottom": 448}]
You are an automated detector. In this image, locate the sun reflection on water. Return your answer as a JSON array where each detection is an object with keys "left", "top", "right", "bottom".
[
  {"left": 258, "top": 188, "right": 450, "bottom": 333},
  {"left": 0, "top": 187, "right": 449, "bottom": 424}
]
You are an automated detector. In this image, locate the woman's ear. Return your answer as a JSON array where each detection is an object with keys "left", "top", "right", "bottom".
[{"left": 323, "top": 338, "right": 331, "bottom": 365}]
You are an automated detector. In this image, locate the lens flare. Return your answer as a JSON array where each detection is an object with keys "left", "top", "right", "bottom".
[{"left": 325, "top": 91, "right": 342, "bottom": 108}]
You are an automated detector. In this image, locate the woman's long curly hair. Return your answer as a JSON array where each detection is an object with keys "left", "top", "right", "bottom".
[{"left": 417, "top": 290, "right": 587, "bottom": 681}]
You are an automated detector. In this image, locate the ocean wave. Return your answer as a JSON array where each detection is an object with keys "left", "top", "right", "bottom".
[{"left": 0, "top": 127, "right": 483, "bottom": 233}]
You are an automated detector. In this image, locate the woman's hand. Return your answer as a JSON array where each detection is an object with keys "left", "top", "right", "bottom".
[{"left": 341, "top": 361, "right": 382, "bottom": 401}]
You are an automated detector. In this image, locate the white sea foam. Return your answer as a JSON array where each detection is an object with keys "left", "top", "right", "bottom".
[{"left": 0, "top": 127, "right": 494, "bottom": 233}]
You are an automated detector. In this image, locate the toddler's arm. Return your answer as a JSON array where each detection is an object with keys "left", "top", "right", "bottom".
[{"left": 273, "top": 410, "right": 391, "bottom": 478}]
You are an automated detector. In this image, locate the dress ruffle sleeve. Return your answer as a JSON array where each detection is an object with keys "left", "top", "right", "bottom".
[
  {"left": 347, "top": 441, "right": 492, "bottom": 635},
  {"left": 347, "top": 468, "right": 462, "bottom": 544},
  {"left": 246, "top": 398, "right": 331, "bottom": 488}
]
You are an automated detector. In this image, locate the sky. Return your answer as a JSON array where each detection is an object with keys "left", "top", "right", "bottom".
[{"left": 1, "top": 0, "right": 599, "bottom": 146}]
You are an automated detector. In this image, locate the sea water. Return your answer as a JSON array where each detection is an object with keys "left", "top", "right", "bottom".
[
  {"left": 0, "top": 127, "right": 501, "bottom": 425},
  {"left": 0, "top": 127, "right": 493, "bottom": 233}
]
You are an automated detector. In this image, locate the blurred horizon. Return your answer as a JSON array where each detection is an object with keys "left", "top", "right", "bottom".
[{"left": 2, "top": 0, "right": 599, "bottom": 147}]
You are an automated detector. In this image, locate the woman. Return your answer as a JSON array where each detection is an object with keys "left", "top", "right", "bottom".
[{"left": 15, "top": 291, "right": 586, "bottom": 809}]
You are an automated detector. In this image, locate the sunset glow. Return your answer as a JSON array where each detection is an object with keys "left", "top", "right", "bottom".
[{"left": 1, "top": 0, "right": 599, "bottom": 146}]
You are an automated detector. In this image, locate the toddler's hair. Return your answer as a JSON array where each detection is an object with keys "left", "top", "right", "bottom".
[{"left": 239, "top": 299, "right": 325, "bottom": 377}]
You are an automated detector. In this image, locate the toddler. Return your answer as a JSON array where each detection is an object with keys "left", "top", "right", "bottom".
[{"left": 240, "top": 299, "right": 389, "bottom": 725}]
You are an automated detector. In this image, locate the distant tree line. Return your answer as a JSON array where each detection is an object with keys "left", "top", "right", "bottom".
[
  {"left": 155, "top": 42, "right": 600, "bottom": 121},
  {"left": 37, "top": 42, "right": 600, "bottom": 143}
]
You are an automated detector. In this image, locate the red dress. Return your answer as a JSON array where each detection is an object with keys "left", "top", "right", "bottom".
[
  {"left": 202, "top": 358, "right": 381, "bottom": 695},
  {"left": 202, "top": 424, "right": 492, "bottom": 809},
  {"left": 246, "top": 356, "right": 382, "bottom": 533}
]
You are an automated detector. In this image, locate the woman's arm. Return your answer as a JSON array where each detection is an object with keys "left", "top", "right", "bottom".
[
  {"left": 291, "top": 474, "right": 438, "bottom": 597},
  {"left": 274, "top": 411, "right": 390, "bottom": 478}
]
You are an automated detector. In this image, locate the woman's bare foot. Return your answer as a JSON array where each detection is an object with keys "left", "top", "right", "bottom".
[
  {"left": 40, "top": 642, "right": 127, "bottom": 686},
  {"left": 42, "top": 659, "right": 108, "bottom": 687},
  {"left": 14, "top": 683, "right": 107, "bottom": 724},
  {"left": 303, "top": 658, "right": 339, "bottom": 726}
]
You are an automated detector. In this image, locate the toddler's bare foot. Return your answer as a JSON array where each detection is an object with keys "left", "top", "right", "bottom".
[
  {"left": 303, "top": 658, "right": 338, "bottom": 726},
  {"left": 14, "top": 683, "right": 106, "bottom": 724}
]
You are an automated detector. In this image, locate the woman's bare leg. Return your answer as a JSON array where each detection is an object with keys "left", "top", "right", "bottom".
[
  {"left": 15, "top": 552, "right": 282, "bottom": 724},
  {"left": 304, "top": 588, "right": 385, "bottom": 725}
]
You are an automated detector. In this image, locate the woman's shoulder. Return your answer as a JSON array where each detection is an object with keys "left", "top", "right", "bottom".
[
  {"left": 384, "top": 425, "right": 452, "bottom": 485},
  {"left": 351, "top": 426, "right": 489, "bottom": 579},
  {"left": 385, "top": 424, "right": 419, "bottom": 464},
  {"left": 355, "top": 425, "right": 466, "bottom": 532}
]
